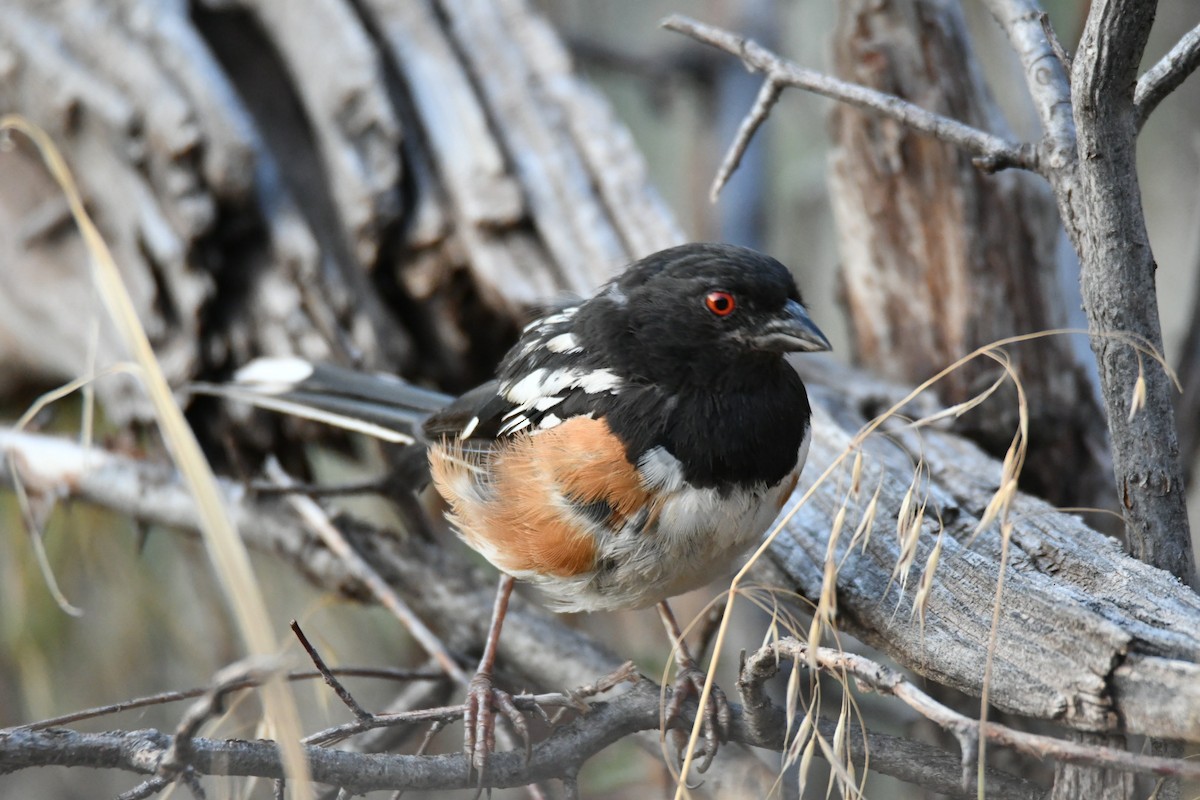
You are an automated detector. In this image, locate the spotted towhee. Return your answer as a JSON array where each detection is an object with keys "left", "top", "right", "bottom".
[{"left": 218, "top": 242, "right": 830, "bottom": 774}]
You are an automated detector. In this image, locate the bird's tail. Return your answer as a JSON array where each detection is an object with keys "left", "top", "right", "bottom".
[{"left": 191, "top": 357, "right": 453, "bottom": 445}]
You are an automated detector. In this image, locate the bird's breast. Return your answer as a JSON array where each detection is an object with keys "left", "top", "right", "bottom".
[{"left": 428, "top": 411, "right": 810, "bottom": 613}]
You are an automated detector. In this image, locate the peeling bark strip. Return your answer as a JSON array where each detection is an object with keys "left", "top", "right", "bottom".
[{"left": 0, "top": 0, "right": 682, "bottom": 412}]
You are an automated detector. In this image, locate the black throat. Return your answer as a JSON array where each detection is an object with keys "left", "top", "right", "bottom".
[{"left": 605, "top": 359, "right": 811, "bottom": 491}]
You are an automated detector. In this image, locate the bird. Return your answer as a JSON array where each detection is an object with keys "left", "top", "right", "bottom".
[{"left": 212, "top": 242, "right": 830, "bottom": 777}]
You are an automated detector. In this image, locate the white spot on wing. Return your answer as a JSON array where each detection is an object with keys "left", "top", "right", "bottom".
[
  {"left": 523, "top": 306, "right": 580, "bottom": 334},
  {"left": 234, "top": 357, "right": 314, "bottom": 391},
  {"left": 460, "top": 416, "right": 480, "bottom": 438},
  {"left": 506, "top": 368, "right": 548, "bottom": 405},
  {"left": 577, "top": 369, "right": 620, "bottom": 394},
  {"left": 503, "top": 367, "right": 621, "bottom": 406},
  {"left": 545, "top": 333, "right": 581, "bottom": 353},
  {"left": 498, "top": 415, "right": 533, "bottom": 436},
  {"left": 539, "top": 413, "right": 562, "bottom": 429}
]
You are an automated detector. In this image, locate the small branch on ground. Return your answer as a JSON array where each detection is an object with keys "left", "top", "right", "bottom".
[{"left": 741, "top": 639, "right": 1200, "bottom": 783}]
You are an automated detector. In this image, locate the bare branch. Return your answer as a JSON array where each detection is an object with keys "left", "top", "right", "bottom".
[
  {"left": 1069, "top": 0, "right": 1196, "bottom": 587},
  {"left": 6, "top": 641, "right": 1197, "bottom": 795},
  {"left": 1038, "top": 11, "right": 1072, "bottom": 75},
  {"left": 0, "top": 683, "right": 794, "bottom": 793},
  {"left": 157, "top": 658, "right": 281, "bottom": 795},
  {"left": 265, "top": 461, "right": 471, "bottom": 687},
  {"left": 981, "top": 0, "right": 1076, "bottom": 165},
  {"left": 1135, "top": 25, "right": 1200, "bottom": 130},
  {"left": 709, "top": 76, "right": 782, "bottom": 201},
  {"left": 0, "top": 681, "right": 1041, "bottom": 799},
  {"left": 290, "top": 621, "right": 371, "bottom": 721},
  {"left": 14, "top": 666, "right": 441, "bottom": 732},
  {"left": 744, "top": 640, "right": 1200, "bottom": 783},
  {"left": 302, "top": 664, "right": 636, "bottom": 748},
  {"left": 661, "top": 15, "right": 1036, "bottom": 174}
]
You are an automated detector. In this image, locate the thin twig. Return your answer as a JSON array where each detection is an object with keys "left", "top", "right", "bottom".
[
  {"left": 709, "top": 76, "right": 782, "bottom": 201},
  {"left": 662, "top": 15, "right": 1036, "bottom": 174},
  {"left": 980, "top": 0, "right": 1075, "bottom": 165},
  {"left": 742, "top": 640, "right": 1200, "bottom": 782},
  {"left": 161, "top": 658, "right": 281, "bottom": 775},
  {"left": 1134, "top": 24, "right": 1200, "bottom": 130},
  {"left": 305, "top": 663, "right": 638, "bottom": 747},
  {"left": 1038, "top": 12, "right": 1072, "bottom": 76},
  {"left": 11, "top": 666, "right": 441, "bottom": 732},
  {"left": 264, "top": 460, "right": 470, "bottom": 687},
  {"left": 290, "top": 620, "right": 371, "bottom": 721}
]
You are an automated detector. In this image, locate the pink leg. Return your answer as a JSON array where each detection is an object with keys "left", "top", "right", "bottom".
[
  {"left": 463, "top": 574, "right": 529, "bottom": 782},
  {"left": 657, "top": 601, "right": 731, "bottom": 773}
]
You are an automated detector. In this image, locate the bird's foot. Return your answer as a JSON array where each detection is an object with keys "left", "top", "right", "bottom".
[
  {"left": 664, "top": 660, "right": 732, "bottom": 774},
  {"left": 463, "top": 670, "right": 530, "bottom": 782}
]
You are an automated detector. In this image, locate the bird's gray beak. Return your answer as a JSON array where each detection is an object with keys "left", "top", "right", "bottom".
[{"left": 750, "top": 299, "right": 832, "bottom": 353}]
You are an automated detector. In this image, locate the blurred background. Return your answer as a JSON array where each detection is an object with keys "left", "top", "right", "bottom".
[{"left": 1, "top": 0, "right": 1198, "bottom": 797}]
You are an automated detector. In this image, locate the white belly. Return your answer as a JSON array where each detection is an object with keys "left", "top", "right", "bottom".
[{"left": 529, "top": 476, "right": 795, "bottom": 612}]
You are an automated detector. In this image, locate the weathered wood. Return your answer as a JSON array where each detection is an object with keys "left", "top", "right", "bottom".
[
  {"left": 1063, "top": 0, "right": 1195, "bottom": 584},
  {"left": 827, "top": 0, "right": 1108, "bottom": 507},
  {"left": 0, "top": 4, "right": 209, "bottom": 419},
  {"left": 5, "top": 349, "right": 1200, "bottom": 744},
  {"left": 768, "top": 358, "right": 1200, "bottom": 740},
  {"left": 217, "top": 0, "right": 402, "bottom": 268},
  {"left": 4, "top": 0, "right": 1199, "bottom": 794},
  {"left": 0, "top": 0, "right": 677, "bottom": 412}
]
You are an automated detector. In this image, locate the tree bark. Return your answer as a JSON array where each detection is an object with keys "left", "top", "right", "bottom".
[
  {"left": 3, "top": 0, "right": 1200, "bottom": 795},
  {"left": 1061, "top": 0, "right": 1195, "bottom": 585},
  {"left": 828, "top": 0, "right": 1109, "bottom": 510}
]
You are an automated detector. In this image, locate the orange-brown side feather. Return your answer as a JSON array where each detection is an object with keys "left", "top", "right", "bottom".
[{"left": 429, "top": 417, "right": 656, "bottom": 578}]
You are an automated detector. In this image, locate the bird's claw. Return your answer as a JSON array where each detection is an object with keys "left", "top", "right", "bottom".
[
  {"left": 665, "top": 663, "right": 732, "bottom": 774},
  {"left": 463, "top": 671, "right": 531, "bottom": 782}
]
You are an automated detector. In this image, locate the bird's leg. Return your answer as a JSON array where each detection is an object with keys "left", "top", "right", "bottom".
[
  {"left": 657, "top": 600, "right": 732, "bottom": 773},
  {"left": 464, "top": 573, "right": 529, "bottom": 782}
]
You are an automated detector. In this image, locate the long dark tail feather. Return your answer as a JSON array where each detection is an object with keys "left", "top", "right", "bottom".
[{"left": 191, "top": 357, "right": 453, "bottom": 445}]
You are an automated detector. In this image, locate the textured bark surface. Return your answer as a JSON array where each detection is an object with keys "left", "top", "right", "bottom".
[
  {"left": 2, "top": 0, "right": 1199, "bottom": 795},
  {"left": 0, "top": 0, "right": 682, "bottom": 419},
  {"left": 4, "top": 353, "right": 1200, "bottom": 744},
  {"left": 828, "top": 0, "right": 1109, "bottom": 508},
  {"left": 779, "top": 361, "right": 1200, "bottom": 740},
  {"left": 1063, "top": 0, "right": 1195, "bottom": 583}
]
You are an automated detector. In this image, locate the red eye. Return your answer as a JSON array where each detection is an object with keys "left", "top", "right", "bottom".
[{"left": 705, "top": 291, "right": 736, "bottom": 316}]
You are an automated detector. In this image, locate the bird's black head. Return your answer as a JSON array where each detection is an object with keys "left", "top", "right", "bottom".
[{"left": 581, "top": 243, "right": 830, "bottom": 388}]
